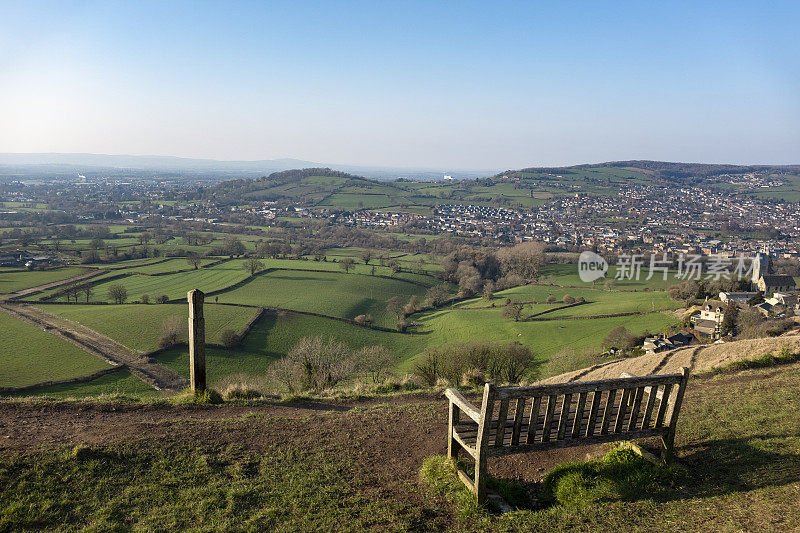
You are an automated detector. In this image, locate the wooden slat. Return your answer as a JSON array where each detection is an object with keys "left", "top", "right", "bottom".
[
  {"left": 614, "top": 388, "right": 632, "bottom": 433},
  {"left": 585, "top": 390, "right": 601, "bottom": 438},
  {"left": 600, "top": 389, "right": 617, "bottom": 435},
  {"left": 572, "top": 392, "right": 587, "bottom": 438},
  {"left": 641, "top": 384, "right": 659, "bottom": 429},
  {"left": 557, "top": 393, "right": 572, "bottom": 440},
  {"left": 541, "top": 395, "right": 556, "bottom": 442},
  {"left": 444, "top": 388, "right": 482, "bottom": 422},
  {"left": 627, "top": 386, "right": 646, "bottom": 431},
  {"left": 494, "top": 372, "right": 685, "bottom": 400},
  {"left": 525, "top": 396, "right": 542, "bottom": 444},
  {"left": 493, "top": 399, "right": 510, "bottom": 446},
  {"left": 456, "top": 468, "right": 476, "bottom": 493},
  {"left": 654, "top": 384, "right": 673, "bottom": 428},
  {"left": 510, "top": 398, "right": 526, "bottom": 445},
  {"left": 452, "top": 430, "right": 478, "bottom": 459},
  {"left": 486, "top": 427, "right": 670, "bottom": 456}
]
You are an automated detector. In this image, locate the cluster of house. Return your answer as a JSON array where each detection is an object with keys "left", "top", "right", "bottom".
[
  {"left": 0, "top": 250, "right": 61, "bottom": 268},
  {"left": 692, "top": 255, "right": 797, "bottom": 339},
  {"left": 644, "top": 255, "right": 798, "bottom": 352}
]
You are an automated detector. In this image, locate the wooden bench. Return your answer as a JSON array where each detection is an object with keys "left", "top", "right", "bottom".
[{"left": 444, "top": 367, "right": 690, "bottom": 503}]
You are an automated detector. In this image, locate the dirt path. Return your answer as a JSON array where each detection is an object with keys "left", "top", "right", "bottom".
[
  {"left": 542, "top": 335, "right": 800, "bottom": 383},
  {"left": 2, "top": 269, "right": 103, "bottom": 301},
  {"left": 0, "top": 303, "right": 186, "bottom": 391}
]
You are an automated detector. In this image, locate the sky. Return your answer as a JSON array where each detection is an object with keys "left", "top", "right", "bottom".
[{"left": 1, "top": 1, "right": 799, "bottom": 170}]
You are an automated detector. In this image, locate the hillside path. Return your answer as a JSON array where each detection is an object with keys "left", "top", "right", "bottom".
[{"left": 0, "top": 303, "right": 186, "bottom": 391}]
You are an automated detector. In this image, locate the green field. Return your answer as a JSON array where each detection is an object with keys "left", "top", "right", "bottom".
[
  {"left": 7, "top": 369, "right": 158, "bottom": 398},
  {"left": 153, "top": 310, "right": 422, "bottom": 386},
  {"left": 0, "top": 311, "right": 110, "bottom": 388},
  {"left": 217, "top": 270, "right": 429, "bottom": 327},
  {"left": 36, "top": 303, "right": 260, "bottom": 352},
  {"left": 0, "top": 267, "right": 88, "bottom": 295},
  {"left": 72, "top": 261, "right": 252, "bottom": 303}
]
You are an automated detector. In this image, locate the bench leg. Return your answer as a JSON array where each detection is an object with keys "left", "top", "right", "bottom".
[
  {"left": 447, "top": 401, "right": 460, "bottom": 460},
  {"left": 474, "top": 448, "right": 488, "bottom": 504},
  {"left": 661, "top": 432, "right": 675, "bottom": 464}
]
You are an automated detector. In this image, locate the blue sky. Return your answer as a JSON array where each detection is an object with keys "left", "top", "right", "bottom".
[{"left": 1, "top": 1, "right": 798, "bottom": 169}]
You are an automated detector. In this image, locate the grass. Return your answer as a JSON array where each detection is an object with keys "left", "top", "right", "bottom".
[
  {"left": 2, "top": 363, "right": 800, "bottom": 529},
  {"left": 153, "top": 311, "right": 425, "bottom": 385},
  {"left": 0, "top": 311, "right": 110, "bottom": 388},
  {"left": 538, "top": 446, "right": 684, "bottom": 507},
  {"left": 404, "top": 306, "right": 678, "bottom": 374},
  {"left": 6, "top": 369, "right": 159, "bottom": 398},
  {"left": 0, "top": 267, "right": 88, "bottom": 294},
  {"left": 35, "top": 303, "right": 260, "bottom": 352},
  {"left": 68, "top": 260, "right": 252, "bottom": 302},
  {"left": 418, "top": 362, "right": 800, "bottom": 530},
  {"left": 218, "top": 270, "right": 429, "bottom": 328},
  {"left": 703, "top": 346, "right": 800, "bottom": 375},
  {"left": 0, "top": 443, "right": 415, "bottom": 531}
]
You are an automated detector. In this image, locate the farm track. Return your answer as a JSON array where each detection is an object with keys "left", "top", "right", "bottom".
[{"left": 0, "top": 303, "right": 186, "bottom": 391}]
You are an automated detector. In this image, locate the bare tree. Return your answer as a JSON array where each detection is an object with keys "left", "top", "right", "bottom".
[
  {"left": 186, "top": 251, "right": 202, "bottom": 270},
  {"left": 340, "top": 257, "right": 355, "bottom": 273},
  {"left": 107, "top": 284, "right": 128, "bottom": 304},
  {"left": 243, "top": 257, "right": 264, "bottom": 276}
]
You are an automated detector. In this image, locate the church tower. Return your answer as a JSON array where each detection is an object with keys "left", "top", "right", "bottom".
[{"left": 751, "top": 252, "right": 770, "bottom": 290}]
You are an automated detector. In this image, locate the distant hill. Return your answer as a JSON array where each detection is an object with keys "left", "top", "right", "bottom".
[
  {"left": 0, "top": 153, "right": 490, "bottom": 182},
  {"left": 497, "top": 160, "right": 800, "bottom": 185}
]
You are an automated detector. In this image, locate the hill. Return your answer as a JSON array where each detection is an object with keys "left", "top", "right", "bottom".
[{"left": 1, "top": 358, "right": 799, "bottom": 530}]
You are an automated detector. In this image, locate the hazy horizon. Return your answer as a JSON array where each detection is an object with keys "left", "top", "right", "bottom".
[{"left": 2, "top": 1, "right": 799, "bottom": 169}]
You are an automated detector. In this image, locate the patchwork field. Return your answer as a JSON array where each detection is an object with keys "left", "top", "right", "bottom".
[
  {"left": 217, "top": 270, "right": 429, "bottom": 327},
  {"left": 0, "top": 310, "right": 110, "bottom": 388},
  {"left": 0, "top": 267, "right": 88, "bottom": 295},
  {"left": 35, "top": 303, "right": 260, "bottom": 352},
  {"left": 69, "top": 262, "right": 252, "bottom": 303}
]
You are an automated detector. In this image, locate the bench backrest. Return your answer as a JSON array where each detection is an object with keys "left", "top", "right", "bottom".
[{"left": 478, "top": 367, "right": 689, "bottom": 453}]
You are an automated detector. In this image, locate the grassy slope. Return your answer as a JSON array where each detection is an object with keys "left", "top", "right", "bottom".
[
  {"left": 0, "top": 311, "right": 109, "bottom": 387},
  {"left": 35, "top": 303, "right": 260, "bottom": 352},
  {"left": 154, "top": 311, "right": 424, "bottom": 385},
  {"left": 218, "top": 270, "right": 429, "bottom": 328},
  {"left": 2, "top": 363, "right": 799, "bottom": 530},
  {"left": 6, "top": 369, "right": 158, "bottom": 398},
  {"left": 77, "top": 261, "right": 252, "bottom": 302},
  {"left": 0, "top": 267, "right": 87, "bottom": 294}
]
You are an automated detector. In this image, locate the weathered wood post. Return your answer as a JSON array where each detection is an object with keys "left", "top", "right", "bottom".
[{"left": 187, "top": 289, "right": 206, "bottom": 392}]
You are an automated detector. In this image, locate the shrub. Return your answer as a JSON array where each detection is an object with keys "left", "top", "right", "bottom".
[
  {"left": 156, "top": 294, "right": 169, "bottom": 304},
  {"left": 140, "top": 294, "right": 150, "bottom": 304},
  {"left": 219, "top": 329, "right": 240, "bottom": 349},
  {"left": 353, "top": 314, "right": 373, "bottom": 326},
  {"left": 271, "top": 337, "right": 358, "bottom": 394},
  {"left": 158, "top": 316, "right": 186, "bottom": 349},
  {"left": 563, "top": 294, "right": 575, "bottom": 305},
  {"left": 354, "top": 345, "right": 395, "bottom": 384},
  {"left": 545, "top": 295, "right": 556, "bottom": 304},
  {"left": 414, "top": 341, "right": 534, "bottom": 387}
]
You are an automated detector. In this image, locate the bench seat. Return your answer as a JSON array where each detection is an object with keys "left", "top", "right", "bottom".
[{"left": 445, "top": 368, "right": 690, "bottom": 502}]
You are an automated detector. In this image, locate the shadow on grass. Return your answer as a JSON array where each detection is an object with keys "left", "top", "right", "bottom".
[{"left": 677, "top": 434, "right": 800, "bottom": 496}]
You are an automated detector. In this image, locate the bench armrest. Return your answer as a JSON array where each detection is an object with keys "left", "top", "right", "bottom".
[{"left": 445, "top": 388, "right": 482, "bottom": 423}]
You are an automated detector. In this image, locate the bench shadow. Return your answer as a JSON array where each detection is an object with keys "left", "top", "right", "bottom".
[{"left": 481, "top": 434, "right": 800, "bottom": 509}]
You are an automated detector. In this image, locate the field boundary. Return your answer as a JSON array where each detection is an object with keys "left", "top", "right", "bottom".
[
  {"left": 0, "top": 366, "right": 126, "bottom": 396},
  {"left": 4, "top": 268, "right": 104, "bottom": 302}
]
